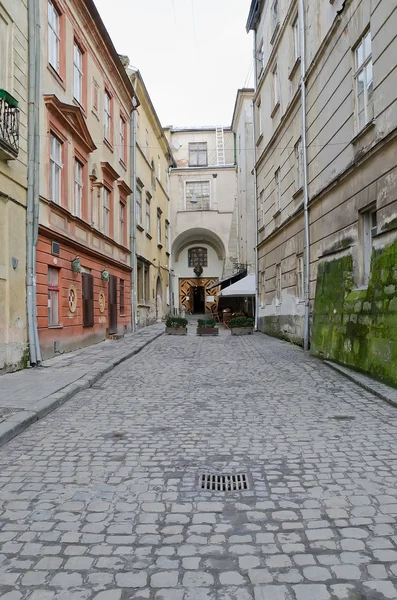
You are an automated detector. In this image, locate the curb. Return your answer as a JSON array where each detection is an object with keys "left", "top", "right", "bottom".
[
  {"left": 324, "top": 360, "right": 397, "bottom": 409},
  {"left": 0, "top": 330, "right": 164, "bottom": 449}
]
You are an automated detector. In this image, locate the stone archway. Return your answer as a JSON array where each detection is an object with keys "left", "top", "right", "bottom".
[{"left": 155, "top": 276, "right": 163, "bottom": 322}]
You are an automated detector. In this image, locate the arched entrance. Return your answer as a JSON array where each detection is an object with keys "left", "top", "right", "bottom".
[{"left": 155, "top": 276, "right": 163, "bottom": 322}]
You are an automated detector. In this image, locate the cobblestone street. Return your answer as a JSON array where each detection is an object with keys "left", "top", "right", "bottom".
[{"left": 1, "top": 329, "right": 397, "bottom": 599}]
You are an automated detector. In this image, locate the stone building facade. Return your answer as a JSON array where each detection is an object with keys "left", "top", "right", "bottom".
[
  {"left": 0, "top": 0, "right": 29, "bottom": 371},
  {"left": 167, "top": 127, "right": 239, "bottom": 315},
  {"left": 247, "top": 0, "right": 397, "bottom": 384},
  {"left": 37, "top": 0, "right": 137, "bottom": 359},
  {"left": 129, "top": 70, "right": 173, "bottom": 328}
]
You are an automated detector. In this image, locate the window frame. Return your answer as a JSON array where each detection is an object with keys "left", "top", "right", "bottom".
[
  {"left": 272, "top": 64, "right": 279, "bottom": 110},
  {"left": 47, "top": 266, "right": 60, "bottom": 327},
  {"left": 165, "top": 222, "right": 170, "bottom": 255},
  {"left": 188, "top": 142, "right": 208, "bottom": 167},
  {"left": 48, "top": 0, "right": 60, "bottom": 73},
  {"left": 145, "top": 194, "right": 151, "bottom": 234},
  {"left": 74, "top": 158, "right": 83, "bottom": 218},
  {"left": 188, "top": 247, "right": 208, "bottom": 268},
  {"left": 275, "top": 167, "right": 281, "bottom": 212},
  {"left": 275, "top": 263, "right": 282, "bottom": 304},
  {"left": 292, "top": 14, "right": 300, "bottom": 63},
  {"left": 136, "top": 184, "right": 143, "bottom": 226},
  {"left": 82, "top": 272, "right": 94, "bottom": 328},
  {"left": 119, "top": 278, "right": 125, "bottom": 315},
  {"left": 256, "top": 97, "right": 263, "bottom": 139},
  {"left": 185, "top": 180, "right": 211, "bottom": 211},
  {"left": 73, "top": 41, "right": 83, "bottom": 105},
  {"left": 119, "top": 199, "right": 126, "bottom": 246},
  {"left": 295, "top": 138, "right": 303, "bottom": 190},
  {"left": 49, "top": 133, "right": 63, "bottom": 205},
  {"left": 104, "top": 89, "right": 112, "bottom": 144},
  {"left": 297, "top": 255, "right": 304, "bottom": 300},
  {"left": 354, "top": 29, "right": 374, "bottom": 132},
  {"left": 119, "top": 114, "right": 126, "bottom": 165},
  {"left": 259, "top": 189, "right": 265, "bottom": 229},
  {"left": 103, "top": 186, "right": 111, "bottom": 237},
  {"left": 157, "top": 209, "right": 162, "bottom": 246}
]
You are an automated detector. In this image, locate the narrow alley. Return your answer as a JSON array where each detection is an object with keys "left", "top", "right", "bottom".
[{"left": 1, "top": 330, "right": 397, "bottom": 599}]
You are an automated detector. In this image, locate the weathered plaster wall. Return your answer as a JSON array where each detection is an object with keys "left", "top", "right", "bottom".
[{"left": 312, "top": 240, "right": 397, "bottom": 385}]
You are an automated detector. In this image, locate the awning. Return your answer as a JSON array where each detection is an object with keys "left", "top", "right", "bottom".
[
  {"left": 218, "top": 273, "right": 256, "bottom": 297},
  {"left": 207, "top": 271, "right": 246, "bottom": 291}
]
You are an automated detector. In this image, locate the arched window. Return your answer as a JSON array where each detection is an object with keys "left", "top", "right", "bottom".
[{"left": 188, "top": 247, "right": 208, "bottom": 268}]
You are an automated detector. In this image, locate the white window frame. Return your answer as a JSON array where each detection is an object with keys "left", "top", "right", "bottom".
[
  {"left": 272, "top": 0, "right": 279, "bottom": 33},
  {"left": 295, "top": 138, "right": 303, "bottom": 190},
  {"left": 259, "top": 190, "right": 265, "bottom": 228},
  {"left": 188, "top": 142, "right": 208, "bottom": 167},
  {"left": 165, "top": 223, "right": 170, "bottom": 254},
  {"left": 48, "top": 267, "right": 59, "bottom": 326},
  {"left": 292, "top": 14, "right": 300, "bottom": 63},
  {"left": 136, "top": 185, "right": 143, "bottom": 226},
  {"left": 50, "top": 133, "right": 62, "bottom": 205},
  {"left": 73, "top": 42, "right": 83, "bottom": 104},
  {"left": 297, "top": 255, "right": 304, "bottom": 300},
  {"left": 103, "top": 187, "right": 110, "bottom": 237},
  {"left": 119, "top": 115, "right": 125, "bottom": 163},
  {"left": 145, "top": 195, "right": 151, "bottom": 233},
  {"left": 272, "top": 64, "right": 279, "bottom": 108},
  {"left": 104, "top": 90, "right": 111, "bottom": 142},
  {"left": 157, "top": 210, "right": 162, "bottom": 245},
  {"left": 74, "top": 159, "right": 83, "bottom": 218},
  {"left": 275, "top": 168, "right": 281, "bottom": 212},
  {"left": 119, "top": 201, "right": 125, "bottom": 244},
  {"left": 354, "top": 30, "right": 374, "bottom": 132},
  {"left": 256, "top": 98, "right": 263, "bottom": 138},
  {"left": 48, "top": 0, "right": 60, "bottom": 73},
  {"left": 184, "top": 180, "right": 211, "bottom": 211}
]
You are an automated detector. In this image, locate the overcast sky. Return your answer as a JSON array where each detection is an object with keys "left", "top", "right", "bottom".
[{"left": 94, "top": 0, "right": 254, "bottom": 128}]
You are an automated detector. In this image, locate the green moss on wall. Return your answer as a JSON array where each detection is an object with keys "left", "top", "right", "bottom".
[{"left": 312, "top": 240, "right": 397, "bottom": 386}]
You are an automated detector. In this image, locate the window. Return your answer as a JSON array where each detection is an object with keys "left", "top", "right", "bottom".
[
  {"left": 145, "top": 195, "right": 151, "bottom": 233},
  {"left": 275, "top": 263, "right": 281, "bottom": 303},
  {"left": 50, "top": 134, "right": 62, "bottom": 205},
  {"left": 48, "top": 267, "right": 59, "bottom": 326},
  {"left": 189, "top": 142, "right": 208, "bottom": 167},
  {"left": 297, "top": 255, "right": 304, "bottom": 299},
  {"left": 92, "top": 78, "right": 99, "bottom": 114},
  {"left": 120, "top": 279, "right": 125, "bottom": 315},
  {"left": 185, "top": 181, "right": 210, "bottom": 211},
  {"left": 272, "top": 64, "right": 279, "bottom": 108},
  {"left": 259, "top": 190, "right": 264, "bottom": 228},
  {"left": 272, "top": 0, "right": 279, "bottom": 33},
  {"left": 355, "top": 30, "right": 373, "bottom": 131},
  {"left": 104, "top": 90, "right": 111, "bottom": 142},
  {"left": 74, "top": 159, "right": 83, "bottom": 218},
  {"left": 151, "top": 160, "right": 156, "bottom": 189},
  {"left": 292, "top": 15, "right": 300, "bottom": 62},
  {"left": 137, "top": 262, "right": 143, "bottom": 302},
  {"left": 144, "top": 264, "right": 150, "bottom": 302},
  {"left": 257, "top": 40, "right": 264, "bottom": 75},
  {"left": 188, "top": 247, "right": 208, "bottom": 268},
  {"left": 361, "top": 207, "right": 377, "bottom": 285},
  {"left": 158, "top": 157, "right": 161, "bottom": 182},
  {"left": 157, "top": 210, "right": 162, "bottom": 245},
  {"left": 145, "top": 129, "right": 149, "bottom": 159},
  {"left": 275, "top": 168, "right": 281, "bottom": 212},
  {"left": 295, "top": 138, "right": 303, "bottom": 189},
  {"left": 82, "top": 272, "right": 94, "bottom": 327},
  {"left": 257, "top": 98, "right": 263, "bottom": 138},
  {"left": 136, "top": 185, "right": 143, "bottom": 226},
  {"left": 103, "top": 187, "right": 110, "bottom": 236},
  {"left": 120, "top": 116, "right": 126, "bottom": 163},
  {"left": 119, "top": 201, "right": 125, "bottom": 245},
  {"left": 73, "top": 42, "right": 83, "bottom": 104},
  {"left": 165, "top": 223, "right": 170, "bottom": 254},
  {"left": 48, "top": 0, "right": 60, "bottom": 72}
]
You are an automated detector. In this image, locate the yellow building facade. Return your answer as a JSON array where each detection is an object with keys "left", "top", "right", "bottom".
[
  {"left": 130, "top": 71, "right": 173, "bottom": 327},
  {"left": 0, "top": 0, "right": 29, "bottom": 371}
]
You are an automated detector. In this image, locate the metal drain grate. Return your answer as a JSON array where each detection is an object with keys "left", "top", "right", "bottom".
[
  {"left": 200, "top": 473, "right": 249, "bottom": 492},
  {"left": 331, "top": 415, "right": 356, "bottom": 421}
]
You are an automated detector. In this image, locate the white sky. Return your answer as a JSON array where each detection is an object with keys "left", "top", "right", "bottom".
[{"left": 94, "top": 0, "right": 254, "bottom": 128}]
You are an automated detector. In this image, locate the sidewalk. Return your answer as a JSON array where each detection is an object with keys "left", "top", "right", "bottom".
[{"left": 0, "top": 323, "right": 164, "bottom": 447}]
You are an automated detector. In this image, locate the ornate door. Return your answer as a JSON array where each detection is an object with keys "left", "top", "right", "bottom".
[{"left": 179, "top": 278, "right": 219, "bottom": 314}]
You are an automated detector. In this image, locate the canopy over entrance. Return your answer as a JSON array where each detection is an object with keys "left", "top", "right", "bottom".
[{"left": 218, "top": 273, "right": 256, "bottom": 297}]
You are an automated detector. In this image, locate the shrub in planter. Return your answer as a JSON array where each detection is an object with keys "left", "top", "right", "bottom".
[
  {"left": 230, "top": 316, "right": 254, "bottom": 335},
  {"left": 165, "top": 315, "right": 188, "bottom": 335},
  {"left": 197, "top": 318, "right": 218, "bottom": 336}
]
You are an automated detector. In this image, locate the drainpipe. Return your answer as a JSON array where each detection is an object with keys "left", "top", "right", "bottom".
[
  {"left": 298, "top": 0, "right": 311, "bottom": 351},
  {"left": 129, "top": 93, "right": 137, "bottom": 332},
  {"left": 252, "top": 28, "right": 259, "bottom": 331},
  {"left": 167, "top": 166, "right": 174, "bottom": 315},
  {"left": 27, "top": 0, "right": 41, "bottom": 365}
]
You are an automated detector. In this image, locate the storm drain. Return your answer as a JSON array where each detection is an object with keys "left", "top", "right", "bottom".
[
  {"left": 331, "top": 415, "right": 356, "bottom": 421},
  {"left": 200, "top": 473, "right": 249, "bottom": 492}
]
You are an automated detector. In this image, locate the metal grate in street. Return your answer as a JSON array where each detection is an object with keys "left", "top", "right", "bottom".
[{"left": 200, "top": 472, "right": 249, "bottom": 492}]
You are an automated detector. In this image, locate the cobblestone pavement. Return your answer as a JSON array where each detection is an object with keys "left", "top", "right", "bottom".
[{"left": 1, "top": 328, "right": 397, "bottom": 600}]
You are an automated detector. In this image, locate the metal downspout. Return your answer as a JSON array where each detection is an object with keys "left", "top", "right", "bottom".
[
  {"left": 27, "top": 0, "right": 41, "bottom": 365},
  {"left": 129, "top": 100, "right": 137, "bottom": 332},
  {"left": 252, "top": 29, "right": 259, "bottom": 331},
  {"left": 33, "top": 0, "right": 41, "bottom": 362},
  {"left": 298, "top": 0, "right": 311, "bottom": 351},
  {"left": 167, "top": 166, "right": 174, "bottom": 315}
]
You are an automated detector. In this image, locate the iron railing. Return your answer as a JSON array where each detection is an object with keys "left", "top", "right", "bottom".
[{"left": 0, "top": 89, "right": 19, "bottom": 159}]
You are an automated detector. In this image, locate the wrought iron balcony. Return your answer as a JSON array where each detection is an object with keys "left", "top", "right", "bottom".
[{"left": 0, "top": 89, "right": 20, "bottom": 160}]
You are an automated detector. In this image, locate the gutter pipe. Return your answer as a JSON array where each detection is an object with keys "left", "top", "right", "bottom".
[
  {"left": 129, "top": 81, "right": 138, "bottom": 332},
  {"left": 27, "top": 0, "right": 41, "bottom": 365},
  {"left": 252, "top": 28, "right": 259, "bottom": 331},
  {"left": 298, "top": 0, "right": 311, "bottom": 351}
]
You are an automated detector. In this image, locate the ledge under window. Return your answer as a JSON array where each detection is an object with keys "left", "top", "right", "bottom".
[
  {"left": 351, "top": 120, "right": 375, "bottom": 145},
  {"left": 293, "top": 186, "right": 303, "bottom": 199},
  {"left": 256, "top": 133, "right": 263, "bottom": 146},
  {"left": 288, "top": 57, "right": 301, "bottom": 80},
  {"left": 273, "top": 208, "right": 281, "bottom": 218},
  {"left": 270, "top": 22, "right": 280, "bottom": 45},
  {"left": 270, "top": 101, "right": 280, "bottom": 119},
  {"left": 136, "top": 224, "right": 144, "bottom": 232},
  {"left": 146, "top": 232, "right": 152, "bottom": 240}
]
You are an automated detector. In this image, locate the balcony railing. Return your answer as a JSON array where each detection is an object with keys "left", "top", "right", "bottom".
[{"left": 0, "top": 89, "right": 19, "bottom": 159}]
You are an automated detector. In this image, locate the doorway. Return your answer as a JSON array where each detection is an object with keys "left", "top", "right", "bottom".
[
  {"left": 193, "top": 286, "right": 205, "bottom": 314},
  {"left": 108, "top": 275, "right": 118, "bottom": 334}
]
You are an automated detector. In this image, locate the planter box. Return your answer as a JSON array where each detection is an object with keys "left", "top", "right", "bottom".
[
  {"left": 231, "top": 327, "right": 254, "bottom": 336},
  {"left": 166, "top": 327, "right": 187, "bottom": 335},
  {"left": 196, "top": 328, "right": 219, "bottom": 336}
]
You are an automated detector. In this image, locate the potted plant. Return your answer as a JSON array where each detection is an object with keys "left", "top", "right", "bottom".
[
  {"left": 197, "top": 318, "right": 219, "bottom": 336},
  {"left": 230, "top": 316, "right": 255, "bottom": 336},
  {"left": 165, "top": 315, "right": 188, "bottom": 335}
]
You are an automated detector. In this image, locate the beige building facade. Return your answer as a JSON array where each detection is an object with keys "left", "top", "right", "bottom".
[
  {"left": 248, "top": 0, "right": 397, "bottom": 384},
  {"left": 0, "top": 0, "right": 29, "bottom": 371},
  {"left": 129, "top": 71, "right": 173, "bottom": 328},
  {"left": 168, "top": 127, "right": 239, "bottom": 315}
]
